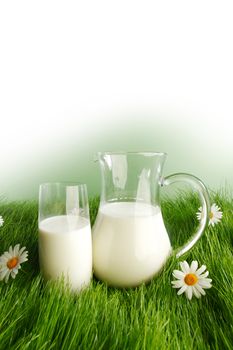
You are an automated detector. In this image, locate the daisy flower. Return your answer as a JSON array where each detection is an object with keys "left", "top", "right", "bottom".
[
  {"left": 0, "top": 216, "right": 4, "bottom": 227},
  {"left": 0, "top": 244, "right": 28, "bottom": 283},
  {"left": 196, "top": 203, "right": 223, "bottom": 226},
  {"left": 171, "top": 261, "right": 212, "bottom": 300}
]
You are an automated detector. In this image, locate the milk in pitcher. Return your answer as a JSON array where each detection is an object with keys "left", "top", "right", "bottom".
[{"left": 92, "top": 202, "right": 171, "bottom": 287}]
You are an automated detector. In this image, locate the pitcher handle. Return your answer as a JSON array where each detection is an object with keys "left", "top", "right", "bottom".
[{"left": 161, "top": 173, "right": 211, "bottom": 258}]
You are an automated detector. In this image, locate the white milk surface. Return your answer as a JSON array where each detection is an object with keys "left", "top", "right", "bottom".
[
  {"left": 39, "top": 215, "right": 92, "bottom": 291},
  {"left": 92, "top": 202, "right": 171, "bottom": 287}
]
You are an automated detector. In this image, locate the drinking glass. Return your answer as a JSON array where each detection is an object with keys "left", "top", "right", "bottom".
[{"left": 38, "top": 182, "right": 92, "bottom": 291}]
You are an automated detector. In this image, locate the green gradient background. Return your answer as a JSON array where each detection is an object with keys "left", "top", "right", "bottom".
[
  {"left": 2, "top": 116, "right": 232, "bottom": 201},
  {"left": 1, "top": 3, "right": 233, "bottom": 202}
]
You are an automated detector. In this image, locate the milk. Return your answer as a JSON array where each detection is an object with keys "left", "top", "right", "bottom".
[
  {"left": 39, "top": 215, "right": 92, "bottom": 291},
  {"left": 92, "top": 202, "right": 171, "bottom": 287}
]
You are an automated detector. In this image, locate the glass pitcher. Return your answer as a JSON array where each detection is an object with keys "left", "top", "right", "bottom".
[{"left": 92, "top": 152, "right": 210, "bottom": 288}]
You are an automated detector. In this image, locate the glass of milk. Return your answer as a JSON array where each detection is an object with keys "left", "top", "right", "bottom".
[
  {"left": 38, "top": 182, "right": 92, "bottom": 291},
  {"left": 92, "top": 152, "right": 210, "bottom": 288}
]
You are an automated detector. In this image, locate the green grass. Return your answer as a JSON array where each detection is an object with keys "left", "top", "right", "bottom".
[{"left": 0, "top": 191, "right": 232, "bottom": 350}]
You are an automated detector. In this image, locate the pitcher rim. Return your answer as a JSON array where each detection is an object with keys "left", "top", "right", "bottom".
[
  {"left": 39, "top": 182, "right": 87, "bottom": 188},
  {"left": 97, "top": 151, "right": 167, "bottom": 157}
]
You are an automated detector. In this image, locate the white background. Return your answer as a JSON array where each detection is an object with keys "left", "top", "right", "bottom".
[{"left": 0, "top": 1, "right": 233, "bottom": 200}]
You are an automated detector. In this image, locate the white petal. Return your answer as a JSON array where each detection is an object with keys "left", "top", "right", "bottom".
[
  {"left": 13, "top": 244, "right": 20, "bottom": 256},
  {"left": 0, "top": 265, "right": 7, "bottom": 272},
  {"left": 198, "top": 280, "right": 212, "bottom": 289},
  {"left": 211, "top": 204, "right": 221, "bottom": 213},
  {"left": 4, "top": 270, "right": 11, "bottom": 283},
  {"left": 3, "top": 252, "right": 12, "bottom": 259},
  {"left": 0, "top": 256, "right": 9, "bottom": 263},
  {"left": 210, "top": 217, "right": 221, "bottom": 226},
  {"left": 193, "top": 286, "right": 201, "bottom": 298},
  {"left": 195, "top": 284, "right": 206, "bottom": 295},
  {"left": 2, "top": 252, "right": 12, "bottom": 260},
  {"left": 185, "top": 286, "right": 193, "bottom": 300},
  {"left": 199, "top": 271, "right": 209, "bottom": 278},
  {"left": 172, "top": 270, "right": 185, "bottom": 279},
  {"left": 11, "top": 271, "right": 17, "bottom": 279},
  {"left": 201, "top": 278, "right": 212, "bottom": 283},
  {"left": 214, "top": 217, "right": 221, "bottom": 223},
  {"left": 0, "top": 267, "right": 9, "bottom": 280},
  {"left": 196, "top": 265, "right": 206, "bottom": 276},
  {"left": 177, "top": 285, "right": 187, "bottom": 295},
  {"left": 20, "top": 250, "right": 28, "bottom": 258},
  {"left": 216, "top": 213, "right": 223, "bottom": 219},
  {"left": 19, "top": 255, "right": 28, "bottom": 263},
  {"left": 180, "top": 261, "right": 190, "bottom": 274},
  {"left": 172, "top": 280, "right": 184, "bottom": 288},
  {"left": 190, "top": 261, "right": 198, "bottom": 273},
  {"left": 19, "top": 246, "right": 27, "bottom": 255}
]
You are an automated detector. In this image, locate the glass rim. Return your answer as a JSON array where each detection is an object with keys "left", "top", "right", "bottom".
[
  {"left": 97, "top": 151, "right": 167, "bottom": 157},
  {"left": 39, "top": 182, "right": 87, "bottom": 188}
]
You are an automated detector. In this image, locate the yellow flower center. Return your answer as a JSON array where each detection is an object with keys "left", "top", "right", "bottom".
[
  {"left": 184, "top": 273, "right": 198, "bottom": 286},
  {"left": 7, "top": 257, "right": 19, "bottom": 269},
  {"left": 209, "top": 212, "right": 214, "bottom": 219}
]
